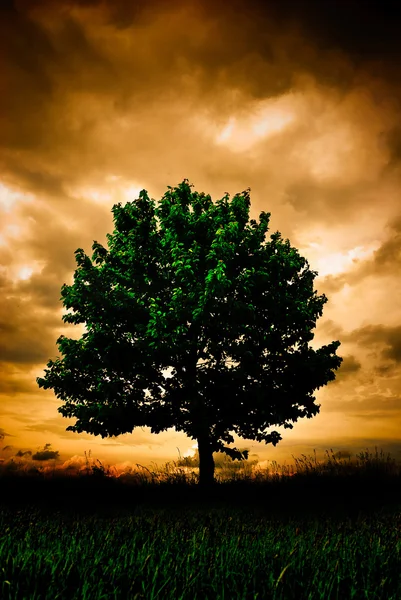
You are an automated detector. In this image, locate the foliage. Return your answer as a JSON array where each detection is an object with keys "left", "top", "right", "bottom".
[{"left": 36, "top": 179, "right": 343, "bottom": 481}]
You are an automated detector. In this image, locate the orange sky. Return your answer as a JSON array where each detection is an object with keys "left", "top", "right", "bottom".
[{"left": 1, "top": 0, "right": 401, "bottom": 480}]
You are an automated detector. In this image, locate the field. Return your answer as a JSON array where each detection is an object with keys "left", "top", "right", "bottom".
[{"left": 1, "top": 447, "right": 401, "bottom": 599}]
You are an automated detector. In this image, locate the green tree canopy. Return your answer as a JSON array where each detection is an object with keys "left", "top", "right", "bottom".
[{"left": 37, "top": 179, "right": 343, "bottom": 487}]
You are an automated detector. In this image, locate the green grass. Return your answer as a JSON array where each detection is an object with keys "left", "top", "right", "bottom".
[{"left": 1, "top": 446, "right": 401, "bottom": 599}]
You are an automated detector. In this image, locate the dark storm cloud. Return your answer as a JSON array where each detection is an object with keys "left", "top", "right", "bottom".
[
  {"left": 0, "top": 2, "right": 118, "bottom": 161},
  {"left": 373, "top": 215, "right": 401, "bottom": 268},
  {"left": 0, "top": 2, "right": 56, "bottom": 151},
  {"left": 333, "top": 354, "right": 362, "bottom": 381},
  {"left": 341, "top": 323, "right": 401, "bottom": 364},
  {"left": 269, "top": 0, "right": 401, "bottom": 57},
  {"left": 383, "top": 127, "right": 401, "bottom": 166},
  {"left": 2, "top": 163, "right": 67, "bottom": 199},
  {"left": 191, "top": 0, "right": 401, "bottom": 96},
  {"left": 1, "top": 0, "right": 400, "bottom": 199},
  {"left": 285, "top": 179, "right": 372, "bottom": 220}
]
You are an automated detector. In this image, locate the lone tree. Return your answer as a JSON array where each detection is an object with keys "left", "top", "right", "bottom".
[{"left": 37, "top": 179, "right": 342, "bottom": 488}]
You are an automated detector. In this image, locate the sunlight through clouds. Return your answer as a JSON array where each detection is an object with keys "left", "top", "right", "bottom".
[
  {"left": 0, "top": 183, "right": 35, "bottom": 213},
  {"left": 196, "top": 96, "right": 296, "bottom": 153},
  {"left": 313, "top": 244, "right": 383, "bottom": 278},
  {"left": 66, "top": 181, "right": 145, "bottom": 207}
]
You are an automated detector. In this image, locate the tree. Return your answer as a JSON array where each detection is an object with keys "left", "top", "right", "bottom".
[{"left": 37, "top": 179, "right": 343, "bottom": 489}]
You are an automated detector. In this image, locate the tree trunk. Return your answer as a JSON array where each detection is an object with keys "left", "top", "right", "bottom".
[
  {"left": 183, "top": 339, "right": 217, "bottom": 489},
  {"left": 197, "top": 433, "right": 216, "bottom": 489}
]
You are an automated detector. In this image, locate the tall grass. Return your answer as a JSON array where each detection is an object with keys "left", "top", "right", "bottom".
[
  {"left": 1, "top": 445, "right": 401, "bottom": 513},
  {"left": 1, "top": 447, "right": 401, "bottom": 599}
]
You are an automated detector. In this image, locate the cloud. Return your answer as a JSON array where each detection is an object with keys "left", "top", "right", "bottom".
[
  {"left": 332, "top": 354, "right": 362, "bottom": 382},
  {"left": 1, "top": 0, "right": 401, "bottom": 472}
]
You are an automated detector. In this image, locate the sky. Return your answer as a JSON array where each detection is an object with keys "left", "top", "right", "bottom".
[{"left": 1, "top": 0, "right": 401, "bottom": 481}]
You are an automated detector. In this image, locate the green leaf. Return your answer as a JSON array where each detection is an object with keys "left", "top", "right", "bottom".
[{"left": 36, "top": 178, "right": 342, "bottom": 489}]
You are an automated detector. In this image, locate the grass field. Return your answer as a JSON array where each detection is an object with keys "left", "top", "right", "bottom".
[{"left": 1, "top": 447, "right": 401, "bottom": 599}]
